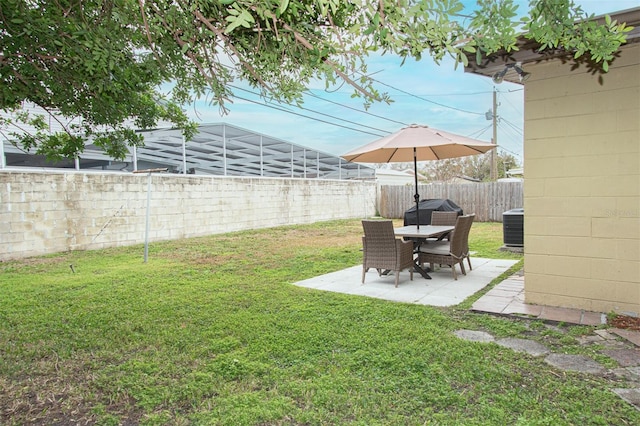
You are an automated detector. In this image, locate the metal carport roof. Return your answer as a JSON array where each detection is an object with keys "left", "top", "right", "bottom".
[
  {"left": 135, "top": 123, "right": 374, "bottom": 180},
  {"left": 1, "top": 121, "right": 375, "bottom": 180}
]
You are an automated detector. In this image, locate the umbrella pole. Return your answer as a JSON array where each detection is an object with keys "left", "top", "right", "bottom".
[{"left": 413, "top": 147, "right": 420, "bottom": 229}]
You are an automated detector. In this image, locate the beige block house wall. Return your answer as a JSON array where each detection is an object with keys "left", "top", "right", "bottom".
[{"left": 523, "top": 42, "right": 640, "bottom": 316}]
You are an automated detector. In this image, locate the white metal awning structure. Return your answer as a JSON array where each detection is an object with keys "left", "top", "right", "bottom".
[
  {"left": 135, "top": 123, "right": 374, "bottom": 180},
  {"left": 1, "top": 122, "right": 374, "bottom": 180}
]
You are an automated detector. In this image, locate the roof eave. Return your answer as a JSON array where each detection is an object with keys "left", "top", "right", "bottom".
[{"left": 464, "top": 7, "right": 640, "bottom": 82}]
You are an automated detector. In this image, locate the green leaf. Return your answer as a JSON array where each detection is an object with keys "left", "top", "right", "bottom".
[
  {"left": 225, "top": 16, "right": 243, "bottom": 33},
  {"left": 278, "top": 0, "right": 290, "bottom": 15}
]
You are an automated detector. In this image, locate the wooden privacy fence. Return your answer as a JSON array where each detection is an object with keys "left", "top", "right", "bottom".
[{"left": 379, "top": 181, "right": 523, "bottom": 222}]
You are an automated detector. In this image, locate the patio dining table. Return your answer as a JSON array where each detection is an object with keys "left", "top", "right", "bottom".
[{"left": 394, "top": 225, "right": 455, "bottom": 279}]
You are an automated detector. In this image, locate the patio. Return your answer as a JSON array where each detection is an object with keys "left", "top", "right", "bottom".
[
  {"left": 294, "top": 258, "right": 636, "bottom": 334},
  {"left": 294, "top": 257, "right": 518, "bottom": 307}
]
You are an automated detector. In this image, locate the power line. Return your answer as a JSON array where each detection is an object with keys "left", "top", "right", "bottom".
[
  {"left": 497, "top": 144, "right": 522, "bottom": 159},
  {"left": 221, "top": 65, "right": 411, "bottom": 130},
  {"left": 498, "top": 125, "right": 521, "bottom": 145},
  {"left": 382, "top": 90, "right": 494, "bottom": 97},
  {"left": 423, "top": 90, "right": 493, "bottom": 96},
  {"left": 369, "top": 77, "right": 486, "bottom": 116},
  {"left": 499, "top": 90, "right": 524, "bottom": 116},
  {"left": 304, "top": 90, "right": 410, "bottom": 127},
  {"left": 501, "top": 117, "right": 523, "bottom": 136},
  {"left": 495, "top": 123, "right": 523, "bottom": 160},
  {"left": 207, "top": 67, "right": 505, "bottom": 143},
  {"left": 499, "top": 121, "right": 522, "bottom": 140},
  {"left": 466, "top": 124, "right": 493, "bottom": 139},
  {"left": 229, "top": 84, "right": 392, "bottom": 136},
  {"left": 228, "top": 92, "right": 387, "bottom": 138}
]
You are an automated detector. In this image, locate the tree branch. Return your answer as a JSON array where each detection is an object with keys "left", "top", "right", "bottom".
[
  {"left": 145, "top": 4, "right": 212, "bottom": 86},
  {"left": 279, "top": 22, "right": 379, "bottom": 101},
  {"left": 192, "top": 9, "right": 271, "bottom": 91}
]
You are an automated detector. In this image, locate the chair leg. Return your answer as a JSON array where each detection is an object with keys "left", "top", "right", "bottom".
[
  {"left": 394, "top": 270, "right": 400, "bottom": 287},
  {"left": 452, "top": 263, "right": 458, "bottom": 280},
  {"left": 460, "top": 261, "right": 466, "bottom": 276},
  {"left": 467, "top": 256, "right": 472, "bottom": 271},
  {"left": 362, "top": 266, "right": 366, "bottom": 283}
]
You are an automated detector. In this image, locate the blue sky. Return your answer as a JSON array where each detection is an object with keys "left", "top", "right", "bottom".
[{"left": 184, "top": 0, "right": 640, "bottom": 164}]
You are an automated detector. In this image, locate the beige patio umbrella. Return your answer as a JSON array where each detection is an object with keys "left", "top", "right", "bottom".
[{"left": 342, "top": 124, "right": 496, "bottom": 228}]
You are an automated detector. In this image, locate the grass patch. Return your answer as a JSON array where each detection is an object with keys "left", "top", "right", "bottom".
[{"left": 1, "top": 219, "right": 637, "bottom": 425}]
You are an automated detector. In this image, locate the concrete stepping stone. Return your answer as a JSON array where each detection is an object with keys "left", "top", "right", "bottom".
[
  {"left": 454, "top": 330, "right": 495, "bottom": 343},
  {"left": 544, "top": 353, "right": 607, "bottom": 375},
  {"left": 613, "top": 367, "right": 640, "bottom": 383},
  {"left": 611, "top": 388, "right": 640, "bottom": 411},
  {"left": 576, "top": 334, "right": 605, "bottom": 345},
  {"left": 611, "top": 329, "right": 640, "bottom": 347},
  {"left": 594, "top": 329, "right": 619, "bottom": 340},
  {"left": 602, "top": 349, "right": 640, "bottom": 367},
  {"left": 495, "top": 338, "right": 550, "bottom": 357}
]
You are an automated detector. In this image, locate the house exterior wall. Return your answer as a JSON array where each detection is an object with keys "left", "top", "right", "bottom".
[
  {"left": 0, "top": 170, "right": 376, "bottom": 261},
  {"left": 523, "top": 42, "right": 640, "bottom": 316}
]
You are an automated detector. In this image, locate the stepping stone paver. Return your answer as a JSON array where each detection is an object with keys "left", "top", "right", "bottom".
[
  {"left": 603, "top": 349, "right": 640, "bottom": 367},
  {"left": 629, "top": 366, "right": 640, "bottom": 380},
  {"left": 544, "top": 353, "right": 607, "bottom": 375},
  {"left": 454, "top": 330, "right": 495, "bottom": 343},
  {"left": 613, "top": 367, "right": 640, "bottom": 383},
  {"left": 595, "top": 329, "right": 618, "bottom": 340},
  {"left": 576, "top": 334, "right": 604, "bottom": 344},
  {"left": 612, "top": 329, "right": 640, "bottom": 347},
  {"left": 467, "top": 269, "right": 640, "bottom": 411},
  {"left": 452, "top": 323, "right": 640, "bottom": 410},
  {"left": 495, "top": 338, "right": 550, "bottom": 357},
  {"left": 611, "top": 388, "right": 640, "bottom": 411}
]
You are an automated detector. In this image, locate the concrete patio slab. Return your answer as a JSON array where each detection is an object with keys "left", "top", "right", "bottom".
[{"left": 293, "top": 257, "right": 519, "bottom": 307}]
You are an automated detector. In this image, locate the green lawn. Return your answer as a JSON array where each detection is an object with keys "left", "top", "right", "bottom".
[{"left": 1, "top": 220, "right": 637, "bottom": 425}]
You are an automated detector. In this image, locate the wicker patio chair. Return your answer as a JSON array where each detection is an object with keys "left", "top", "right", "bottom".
[
  {"left": 361, "top": 220, "right": 414, "bottom": 287},
  {"left": 461, "top": 218, "right": 473, "bottom": 273},
  {"left": 428, "top": 211, "right": 459, "bottom": 241},
  {"left": 417, "top": 214, "right": 475, "bottom": 280}
]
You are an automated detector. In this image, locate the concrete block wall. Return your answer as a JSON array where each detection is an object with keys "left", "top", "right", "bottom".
[
  {"left": 523, "top": 42, "right": 640, "bottom": 316},
  {"left": 0, "top": 170, "right": 376, "bottom": 261}
]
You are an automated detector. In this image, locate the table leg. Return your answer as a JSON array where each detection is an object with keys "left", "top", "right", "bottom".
[
  {"left": 411, "top": 241, "right": 431, "bottom": 279},
  {"left": 412, "top": 259, "right": 431, "bottom": 279}
]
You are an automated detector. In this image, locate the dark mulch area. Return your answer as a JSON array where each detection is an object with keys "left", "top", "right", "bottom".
[{"left": 610, "top": 315, "right": 640, "bottom": 331}]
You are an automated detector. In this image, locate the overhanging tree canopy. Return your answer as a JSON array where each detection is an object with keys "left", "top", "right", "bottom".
[{"left": 0, "top": 0, "right": 632, "bottom": 160}]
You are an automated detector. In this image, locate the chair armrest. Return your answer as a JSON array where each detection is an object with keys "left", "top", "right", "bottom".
[
  {"left": 396, "top": 238, "right": 415, "bottom": 259},
  {"left": 398, "top": 238, "right": 413, "bottom": 247}
]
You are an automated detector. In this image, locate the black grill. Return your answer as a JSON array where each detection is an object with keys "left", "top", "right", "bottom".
[{"left": 403, "top": 199, "right": 463, "bottom": 226}]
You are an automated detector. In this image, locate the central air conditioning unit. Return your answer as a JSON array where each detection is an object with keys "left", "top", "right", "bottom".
[{"left": 503, "top": 208, "right": 524, "bottom": 247}]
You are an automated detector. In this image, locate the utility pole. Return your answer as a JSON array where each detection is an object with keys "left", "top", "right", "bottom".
[{"left": 491, "top": 87, "right": 498, "bottom": 181}]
